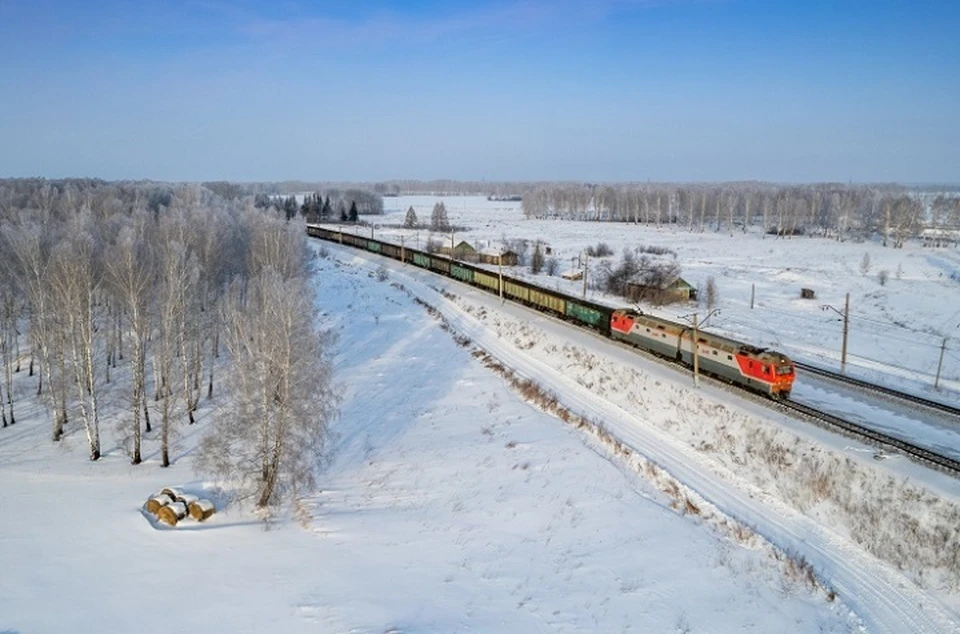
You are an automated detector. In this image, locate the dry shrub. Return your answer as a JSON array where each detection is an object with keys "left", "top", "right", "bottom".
[
  {"left": 683, "top": 497, "right": 701, "bottom": 516},
  {"left": 158, "top": 502, "right": 187, "bottom": 526}
]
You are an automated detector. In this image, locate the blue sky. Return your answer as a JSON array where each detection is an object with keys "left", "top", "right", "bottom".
[{"left": 1, "top": 0, "right": 957, "bottom": 183}]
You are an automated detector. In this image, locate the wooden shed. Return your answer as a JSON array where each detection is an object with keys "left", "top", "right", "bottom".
[
  {"left": 626, "top": 277, "right": 696, "bottom": 305},
  {"left": 477, "top": 248, "right": 519, "bottom": 266},
  {"left": 801, "top": 288, "right": 816, "bottom": 299},
  {"left": 439, "top": 240, "right": 478, "bottom": 260}
]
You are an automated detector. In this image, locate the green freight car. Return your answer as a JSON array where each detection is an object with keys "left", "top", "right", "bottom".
[
  {"left": 451, "top": 263, "right": 474, "bottom": 283},
  {"left": 566, "top": 300, "right": 611, "bottom": 333}
]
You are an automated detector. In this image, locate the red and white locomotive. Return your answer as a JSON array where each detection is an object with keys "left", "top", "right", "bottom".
[{"left": 609, "top": 309, "right": 795, "bottom": 398}]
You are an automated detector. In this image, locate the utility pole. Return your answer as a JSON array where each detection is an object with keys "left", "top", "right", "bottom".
[
  {"left": 370, "top": 224, "right": 374, "bottom": 239},
  {"left": 400, "top": 235, "right": 405, "bottom": 264},
  {"left": 498, "top": 254, "right": 504, "bottom": 302},
  {"left": 935, "top": 337, "right": 948, "bottom": 389},
  {"left": 692, "top": 313, "right": 700, "bottom": 387},
  {"left": 582, "top": 253, "right": 589, "bottom": 299},
  {"left": 841, "top": 292, "right": 850, "bottom": 374},
  {"left": 750, "top": 283, "right": 755, "bottom": 310},
  {"left": 450, "top": 231, "right": 455, "bottom": 259}
]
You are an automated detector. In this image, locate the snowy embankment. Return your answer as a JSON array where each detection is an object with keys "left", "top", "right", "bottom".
[
  {"left": 1, "top": 248, "right": 860, "bottom": 633},
  {"left": 328, "top": 242, "right": 960, "bottom": 633}
]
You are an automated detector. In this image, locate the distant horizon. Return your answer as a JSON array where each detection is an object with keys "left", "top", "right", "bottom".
[
  {"left": 2, "top": 1, "right": 957, "bottom": 183},
  {"left": 2, "top": 174, "right": 959, "bottom": 190}
]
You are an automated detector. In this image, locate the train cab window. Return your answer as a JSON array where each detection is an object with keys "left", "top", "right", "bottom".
[{"left": 762, "top": 366, "right": 770, "bottom": 375}]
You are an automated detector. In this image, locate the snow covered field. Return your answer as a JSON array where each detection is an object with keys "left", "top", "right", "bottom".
[
  {"left": 1, "top": 246, "right": 864, "bottom": 633},
  {"left": 371, "top": 195, "right": 960, "bottom": 398},
  {"left": 3, "top": 197, "right": 960, "bottom": 632}
]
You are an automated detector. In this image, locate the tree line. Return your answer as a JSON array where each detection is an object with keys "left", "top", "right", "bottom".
[
  {"left": 520, "top": 183, "right": 960, "bottom": 246},
  {"left": 253, "top": 188, "right": 383, "bottom": 223},
  {"left": 0, "top": 178, "right": 336, "bottom": 510}
]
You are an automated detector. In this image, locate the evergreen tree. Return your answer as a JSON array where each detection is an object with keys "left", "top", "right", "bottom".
[
  {"left": 531, "top": 241, "right": 544, "bottom": 274},
  {"left": 404, "top": 206, "right": 418, "bottom": 228},
  {"left": 339, "top": 201, "right": 347, "bottom": 222},
  {"left": 348, "top": 200, "right": 359, "bottom": 223},
  {"left": 321, "top": 196, "right": 332, "bottom": 220},
  {"left": 283, "top": 196, "right": 298, "bottom": 221}
]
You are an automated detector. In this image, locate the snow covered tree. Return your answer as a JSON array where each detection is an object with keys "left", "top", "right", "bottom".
[
  {"left": 197, "top": 266, "right": 337, "bottom": 510},
  {"left": 430, "top": 201, "right": 450, "bottom": 232},
  {"left": 348, "top": 200, "right": 359, "bottom": 223},
  {"left": 403, "top": 206, "right": 418, "bottom": 228},
  {"left": 705, "top": 276, "right": 718, "bottom": 311},
  {"left": 103, "top": 215, "right": 154, "bottom": 463},
  {"left": 530, "top": 241, "right": 544, "bottom": 274}
]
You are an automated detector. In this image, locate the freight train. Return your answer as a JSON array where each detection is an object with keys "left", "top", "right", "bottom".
[{"left": 307, "top": 225, "right": 795, "bottom": 398}]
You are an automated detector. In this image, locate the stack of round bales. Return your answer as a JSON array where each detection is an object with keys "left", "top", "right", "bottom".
[{"left": 144, "top": 488, "right": 216, "bottom": 526}]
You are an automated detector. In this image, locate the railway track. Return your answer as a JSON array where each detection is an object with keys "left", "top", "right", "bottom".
[
  {"left": 309, "top": 228, "right": 960, "bottom": 477},
  {"left": 794, "top": 361, "right": 960, "bottom": 419},
  {"left": 777, "top": 399, "right": 960, "bottom": 476}
]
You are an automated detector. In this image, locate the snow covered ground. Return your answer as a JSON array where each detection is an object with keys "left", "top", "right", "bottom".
[
  {"left": 3, "top": 198, "right": 960, "bottom": 632},
  {"left": 2, "top": 247, "right": 864, "bottom": 633},
  {"left": 371, "top": 195, "right": 960, "bottom": 399}
]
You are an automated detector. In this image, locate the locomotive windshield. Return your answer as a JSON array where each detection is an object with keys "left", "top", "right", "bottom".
[{"left": 775, "top": 365, "right": 793, "bottom": 376}]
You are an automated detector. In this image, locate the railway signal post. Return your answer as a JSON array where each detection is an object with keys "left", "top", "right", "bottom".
[
  {"left": 935, "top": 337, "right": 947, "bottom": 389},
  {"left": 822, "top": 293, "right": 851, "bottom": 375},
  {"left": 693, "top": 313, "right": 700, "bottom": 387}
]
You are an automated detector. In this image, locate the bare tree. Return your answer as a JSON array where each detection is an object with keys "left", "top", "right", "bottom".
[
  {"left": 530, "top": 241, "right": 544, "bottom": 274},
  {"left": 154, "top": 218, "right": 196, "bottom": 467},
  {"left": 4, "top": 215, "right": 70, "bottom": 440},
  {"left": 545, "top": 256, "right": 559, "bottom": 276},
  {"left": 197, "top": 269, "right": 337, "bottom": 510},
  {"left": 104, "top": 216, "right": 154, "bottom": 464},
  {"left": 430, "top": 201, "right": 450, "bottom": 232},
  {"left": 48, "top": 215, "right": 103, "bottom": 461},
  {"left": 705, "top": 276, "right": 718, "bottom": 311},
  {"left": 0, "top": 238, "right": 19, "bottom": 427}
]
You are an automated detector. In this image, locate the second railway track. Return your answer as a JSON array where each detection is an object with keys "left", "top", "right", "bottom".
[{"left": 794, "top": 361, "right": 960, "bottom": 419}]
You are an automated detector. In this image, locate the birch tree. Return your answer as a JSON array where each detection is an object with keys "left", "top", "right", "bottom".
[
  {"left": 104, "top": 217, "right": 154, "bottom": 464},
  {"left": 49, "top": 217, "right": 103, "bottom": 461},
  {"left": 197, "top": 269, "right": 336, "bottom": 510}
]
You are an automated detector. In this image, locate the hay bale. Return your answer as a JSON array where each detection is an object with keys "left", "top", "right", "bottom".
[
  {"left": 157, "top": 502, "right": 187, "bottom": 526},
  {"left": 188, "top": 499, "right": 216, "bottom": 522},
  {"left": 145, "top": 494, "right": 173, "bottom": 515},
  {"left": 160, "top": 487, "right": 184, "bottom": 502}
]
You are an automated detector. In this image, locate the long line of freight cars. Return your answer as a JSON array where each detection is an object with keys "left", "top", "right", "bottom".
[{"left": 306, "top": 225, "right": 795, "bottom": 398}]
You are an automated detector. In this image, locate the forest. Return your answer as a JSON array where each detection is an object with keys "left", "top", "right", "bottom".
[{"left": 0, "top": 178, "right": 337, "bottom": 509}]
